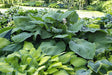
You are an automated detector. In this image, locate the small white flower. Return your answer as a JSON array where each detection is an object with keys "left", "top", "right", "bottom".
[{"left": 63, "top": 18, "right": 67, "bottom": 24}]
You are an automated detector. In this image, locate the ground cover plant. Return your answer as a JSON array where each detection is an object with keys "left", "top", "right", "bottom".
[{"left": 0, "top": 8, "right": 112, "bottom": 75}]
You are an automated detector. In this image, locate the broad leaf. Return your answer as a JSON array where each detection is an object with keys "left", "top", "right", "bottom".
[
  {"left": 70, "top": 56, "right": 87, "bottom": 67},
  {"left": 13, "top": 16, "right": 36, "bottom": 31},
  {"left": 68, "top": 10, "right": 79, "bottom": 23},
  {"left": 28, "top": 14, "right": 43, "bottom": 21},
  {"left": 51, "top": 27, "right": 63, "bottom": 33},
  {"left": 13, "top": 16, "right": 31, "bottom": 27},
  {"left": 40, "top": 40, "right": 66, "bottom": 55},
  {"left": 59, "top": 52, "right": 74, "bottom": 64},
  {"left": 69, "top": 38, "right": 96, "bottom": 59},
  {"left": 68, "top": 20, "right": 83, "bottom": 33},
  {"left": 2, "top": 43, "right": 23, "bottom": 51},
  {"left": 12, "top": 32, "right": 33, "bottom": 42},
  {"left": 40, "top": 30, "right": 52, "bottom": 39},
  {"left": 58, "top": 10, "right": 78, "bottom": 23},
  {"left": 42, "top": 13, "right": 55, "bottom": 24}
]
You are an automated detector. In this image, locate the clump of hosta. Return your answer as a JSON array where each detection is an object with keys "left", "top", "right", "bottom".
[{"left": 0, "top": 42, "right": 89, "bottom": 75}]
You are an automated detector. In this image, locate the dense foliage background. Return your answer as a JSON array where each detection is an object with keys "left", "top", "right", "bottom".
[{"left": 0, "top": 0, "right": 112, "bottom": 14}]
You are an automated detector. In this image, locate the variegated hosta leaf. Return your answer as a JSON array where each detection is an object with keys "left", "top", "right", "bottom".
[
  {"left": 88, "top": 59, "right": 112, "bottom": 73},
  {"left": 0, "top": 37, "right": 10, "bottom": 49},
  {"left": 107, "top": 71, "right": 112, "bottom": 75},
  {"left": 53, "top": 70, "right": 69, "bottom": 75},
  {"left": 59, "top": 52, "right": 74, "bottom": 64},
  {"left": 23, "top": 41, "right": 34, "bottom": 50},
  {"left": 76, "top": 69, "right": 92, "bottom": 75},
  {"left": 0, "top": 62, "right": 13, "bottom": 73}
]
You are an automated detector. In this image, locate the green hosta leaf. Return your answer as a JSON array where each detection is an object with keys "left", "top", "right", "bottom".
[
  {"left": 42, "top": 13, "right": 55, "bottom": 23},
  {"left": 40, "top": 40, "right": 66, "bottom": 55},
  {"left": 76, "top": 69, "right": 92, "bottom": 75},
  {"left": 68, "top": 10, "right": 79, "bottom": 23},
  {"left": 88, "top": 59, "right": 112, "bottom": 73},
  {"left": 39, "top": 56, "right": 51, "bottom": 66},
  {"left": 0, "top": 62, "right": 13, "bottom": 73},
  {"left": 30, "top": 21, "right": 44, "bottom": 27},
  {"left": 47, "top": 68, "right": 58, "bottom": 74},
  {"left": 0, "top": 27, "right": 13, "bottom": 34},
  {"left": 28, "top": 14, "right": 43, "bottom": 21},
  {"left": 87, "top": 31, "right": 110, "bottom": 44},
  {"left": 23, "top": 41, "right": 34, "bottom": 50},
  {"left": 13, "top": 16, "right": 30, "bottom": 27},
  {"left": 12, "top": 32, "right": 33, "bottom": 42},
  {"left": 51, "top": 27, "right": 63, "bottom": 33},
  {"left": 12, "top": 27, "right": 22, "bottom": 34},
  {"left": 58, "top": 10, "right": 78, "bottom": 23},
  {"left": 69, "top": 38, "right": 96, "bottom": 59},
  {"left": 0, "top": 30, "right": 11, "bottom": 38},
  {"left": 59, "top": 52, "right": 74, "bottom": 64},
  {"left": 53, "top": 70, "right": 69, "bottom": 75},
  {"left": 2, "top": 43, "right": 23, "bottom": 51},
  {"left": 13, "top": 16, "right": 36, "bottom": 31},
  {"left": 70, "top": 56, "right": 87, "bottom": 67},
  {"left": 68, "top": 20, "right": 83, "bottom": 33},
  {"left": 40, "top": 30, "right": 52, "bottom": 39},
  {"left": 0, "top": 37, "right": 10, "bottom": 49}
]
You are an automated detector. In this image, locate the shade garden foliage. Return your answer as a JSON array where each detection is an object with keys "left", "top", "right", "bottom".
[{"left": 1, "top": 7, "right": 112, "bottom": 75}]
